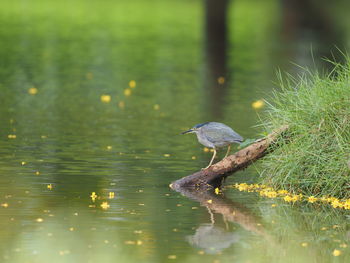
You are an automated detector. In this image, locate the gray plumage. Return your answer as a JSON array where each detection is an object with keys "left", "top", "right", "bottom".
[{"left": 182, "top": 122, "right": 243, "bottom": 169}]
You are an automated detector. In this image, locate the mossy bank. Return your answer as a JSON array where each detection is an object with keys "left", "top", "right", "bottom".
[{"left": 260, "top": 59, "right": 350, "bottom": 199}]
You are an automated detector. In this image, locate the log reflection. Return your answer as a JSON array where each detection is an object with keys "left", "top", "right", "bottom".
[{"left": 174, "top": 187, "right": 267, "bottom": 237}]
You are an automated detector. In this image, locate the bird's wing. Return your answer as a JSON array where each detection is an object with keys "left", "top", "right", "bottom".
[{"left": 204, "top": 126, "right": 242, "bottom": 144}]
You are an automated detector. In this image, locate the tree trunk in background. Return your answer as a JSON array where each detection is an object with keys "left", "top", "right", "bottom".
[{"left": 205, "top": 0, "right": 229, "bottom": 119}]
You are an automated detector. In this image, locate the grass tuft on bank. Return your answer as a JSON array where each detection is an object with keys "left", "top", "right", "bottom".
[{"left": 260, "top": 58, "right": 350, "bottom": 198}]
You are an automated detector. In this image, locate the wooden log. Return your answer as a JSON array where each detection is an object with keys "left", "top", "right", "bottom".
[{"left": 170, "top": 125, "right": 289, "bottom": 189}]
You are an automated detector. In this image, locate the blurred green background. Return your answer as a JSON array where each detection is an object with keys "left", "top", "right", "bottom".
[{"left": 1, "top": 0, "right": 350, "bottom": 262}]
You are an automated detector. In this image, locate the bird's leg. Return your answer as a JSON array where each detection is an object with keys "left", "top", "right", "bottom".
[
  {"left": 206, "top": 206, "right": 215, "bottom": 225},
  {"left": 203, "top": 149, "right": 217, "bottom": 169},
  {"left": 224, "top": 145, "right": 231, "bottom": 158}
]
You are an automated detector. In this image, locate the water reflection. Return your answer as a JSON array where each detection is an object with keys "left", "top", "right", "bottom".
[
  {"left": 205, "top": 0, "right": 228, "bottom": 119},
  {"left": 280, "top": 0, "right": 345, "bottom": 69},
  {"left": 173, "top": 184, "right": 350, "bottom": 262},
  {"left": 187, "top": 224, "right": 239, "bottom": 254},
  {"left": 174, "top": 186, "right": 271, "bottom": 255}
]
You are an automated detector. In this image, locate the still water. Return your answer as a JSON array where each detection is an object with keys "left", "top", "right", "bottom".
[{"left": 1, "top": 0, "right": 350, "bottom": 262}]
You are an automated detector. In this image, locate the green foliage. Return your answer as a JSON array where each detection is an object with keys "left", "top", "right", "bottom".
[{"left": 260, "top": 58, "right": 350, "bottom": 198}]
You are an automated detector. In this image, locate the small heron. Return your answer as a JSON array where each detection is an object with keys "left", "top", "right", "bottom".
[{"left": 182, "top": 122, "right": 243, "bottom": 169}]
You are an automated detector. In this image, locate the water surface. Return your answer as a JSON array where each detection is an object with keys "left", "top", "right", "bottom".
[{"left": 1, "top": 0, "right": 350, "bottom": 262}]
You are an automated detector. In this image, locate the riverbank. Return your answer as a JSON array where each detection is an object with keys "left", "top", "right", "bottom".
[{"left": 260, "top": 59, "right": 350, "bottom": 198}]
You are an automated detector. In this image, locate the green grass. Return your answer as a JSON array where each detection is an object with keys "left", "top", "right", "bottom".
[{"left": 260, "top": 58, "right": 350, "bottom": 198}]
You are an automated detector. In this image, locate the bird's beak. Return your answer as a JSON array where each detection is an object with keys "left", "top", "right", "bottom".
[{"left": 181, "top": 129, "right": 194, "bottom": 135}]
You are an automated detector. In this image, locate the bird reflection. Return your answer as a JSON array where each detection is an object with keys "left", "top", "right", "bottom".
[
  {"left": 170, "top": 186, "right": 273, "bottom": 252},
  {"left": 186, "top": 223, "right": 239, "bottom": 254}
]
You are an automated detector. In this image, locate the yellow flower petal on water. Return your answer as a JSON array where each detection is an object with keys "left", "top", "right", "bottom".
[
  {"left": 215, "top": 188, "right": 220, "bottom": 195},
  {"left": 21, "top": 162, "right": 26, "bottom": 165},
  {"left": 301, "top": 242, "right": 308, "bottom": 247},
  {"left": 129, "top": 80, "right": 136, "bottom": 88},
  {"left": 343, "top": 199, "right": 350, "bottom": 209},
  {"left": 100, "top": 202, "right": 110, "bottom": 210},
  {"left": 100, "top": 94, "right": 111, "bottom": 103},
  {"left": 153, "top": 104, "right": 160, "bottom": 110},
  {"left": 237, "top": 183, "right": 248, "bottom": 191},
  {"left": 191, "top": 156, "right": 196, "bottom": 160},
  {"left": 90, "top": 192, "right": 98, "bottom": 202},
  {"left": 124, "top": 88, "right": 132, "bottom": 96},
  {"left": 47, "top": 184, "right": 53, "bottom": 190},
  {"left": 271, "top": 204, "right": 277, "bottom": 207},
  {"left": 217, "top": 76, "right": 225, "bottom": 84},
  {"left": 106, "top": 146, "right": 112, "bottom": 150},
  {"left": 207, "top": 200, "right": 213, "bottom": 204},
  {"left": 164, "top": 154, "right": 170, "bottom": 157},
  {"left": 86, "top": 72, "right": 93, "bottom": 80},
  {"left": 109, "top": 192, "right": 115, "bottom": 199},
  {"left": 118, "top": 101, "right": 125, "bottom": 109},
  {"left": 319, "top": 196, "right": 328, "bottom": 202},
  {"left": 283, "top": 196, "right": 293, "bottom": 202},
  {"left": 332, "top": 249, "right": 341, "bottom": 256},
  {"left": 8, "top": 134, "right": 16, "bottom": 139},
  {"left": 168, "top": 255, "right": 177, "bottom": 260},
  {"left": 59, "top": 250, "right": 70, "bottom": 256},
  {"left": 331, "top": 199, "right": 343, "bottom": 208},
  {"left": 203, "top": 147, "right": 210, "bottom": 152},
  {"left": 308, "top": 196, "right": 317, "bottom": 203},
  {"left": 252, "top": 100, "right": 265, "bottom": 110},
  {"left": 1, "top": 203, "right": 9, "bottom": 208},
  {"left": 36, "top": 218, "right": 44, "bottom": 222},
  {"left": 291, "top": 194, "right": 302, "bottom": 202},
  {"left": 28, "top": 87, "right": 38, "bottom": 95},
  {"left": 267, "top": 191, "right": 277, "bottom": 198},
  {"left": 340, "top": 243, "right": 347, "bottom": 248}
]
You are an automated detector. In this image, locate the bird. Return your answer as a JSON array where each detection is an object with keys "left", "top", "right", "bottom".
[{"left": 182, "top": 122, "right": 243, "bottom": 169}]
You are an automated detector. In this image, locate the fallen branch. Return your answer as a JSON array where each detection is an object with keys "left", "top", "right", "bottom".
[{"left": 170, "top": 125, "right": 289, "bottom": 189}]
